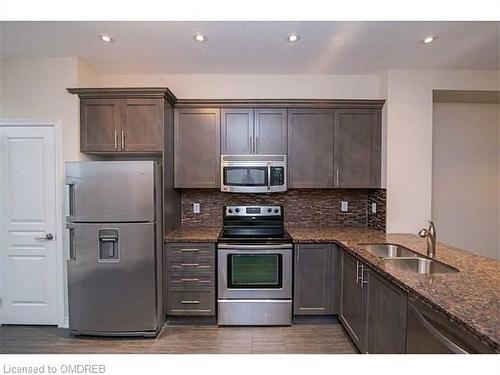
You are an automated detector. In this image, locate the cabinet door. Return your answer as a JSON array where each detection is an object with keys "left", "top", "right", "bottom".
[
  {"left": 80, "top": 99, "right": 121, "bottom": 152},
  {"left": 340, "top": 250, "right": 365, "bottom": 351},
  {"left": 287, "top": 109, "right": 334, "bottom": 188},
  {"left": 334, "top": 109, "right": 381, "bottom": 188},
  {"left": 174, "top": 108, "right": 221, "bottom": 188},
  {"left": 254, "top": 108, "right": 287, "bottom": 154},
  {"left": 365, "top": 270, "right": 407, "bottom": 354},
  {"left": 293, "top": 244, "right": 333, "bottom": 315},
  {"left": 121, "top": 98, "right": 163, "bottom": 152},
  {"left": 221, "top": 108, "right": 254, "bottom": 154}
]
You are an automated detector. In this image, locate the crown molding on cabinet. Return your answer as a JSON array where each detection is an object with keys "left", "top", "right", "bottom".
[
  {"left": 67, "top": 87, "right": 178, "bottom": 105},
  {"left": 174, "top": 98, "right": 385, "bottom": 109}
]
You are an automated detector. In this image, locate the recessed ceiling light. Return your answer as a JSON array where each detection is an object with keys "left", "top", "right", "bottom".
[
  {"left": 99, "top": 34, "right": 113, "bottom": 43},
  {"left": 286, "top": 33, "right": 300, "bottom": 43},
  {"left": 193, "top": 33, "right": 207, "bottom": 43},
  {"left": 423, "top": 36, "right": 436, "bottom": 44}
]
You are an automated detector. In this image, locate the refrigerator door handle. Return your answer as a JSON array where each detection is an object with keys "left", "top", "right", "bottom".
[
  {"left": 66, "top": 182, "right": 75, "bottom": 217},
  {"left": 68, "top": 225, "right": 76, "bottom": 261}
]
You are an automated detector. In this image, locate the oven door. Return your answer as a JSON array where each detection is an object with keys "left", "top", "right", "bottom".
[{"left": 217, "top": 245, "right": 292, "bottom": 299}]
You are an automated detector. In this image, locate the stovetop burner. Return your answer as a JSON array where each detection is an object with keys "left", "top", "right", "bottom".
[{"left": 218, "top": 205, "right": 291, "bottom": 245}]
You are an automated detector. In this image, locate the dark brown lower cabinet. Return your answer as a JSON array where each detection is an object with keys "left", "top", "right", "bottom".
[
  {"left": 365, "top": 269, "right": 407, "bottom": 354},
  {"left": 164, "top": 242, "right": 216, "bottom": 316},
  {"left": 340, "top": 250, "right": 366, "bottom": 351},
  {"left": 340, "top": 249, "right": 407, "bottom": 353},
  {"left": 293, "top": 244, "right": 339, "bottom": 315}
]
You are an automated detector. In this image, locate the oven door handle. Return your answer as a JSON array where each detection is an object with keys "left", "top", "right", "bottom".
[{"left": 217, "top": 243, "right": 292, "bottom": 250}]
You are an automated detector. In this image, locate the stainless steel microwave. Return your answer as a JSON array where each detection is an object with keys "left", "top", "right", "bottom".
[{"left": 220, "top": 155, "right": 287, "bottom": 193}]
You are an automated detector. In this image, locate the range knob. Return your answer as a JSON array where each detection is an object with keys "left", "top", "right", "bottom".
[
  {"left": 274, "top": 208, "right": 279, "bottom": 213},
  {"left": 267, "top": 208, "right": 272, "bottom": 213},
  {"left": 228, "top": 208, "right": 233, "bottom": 214},
  {"left": 235, "top": 208, "right": 240, "bottom": 213}
]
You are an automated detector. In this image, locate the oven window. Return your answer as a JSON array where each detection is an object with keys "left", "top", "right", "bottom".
[
  {"left": 223, "top": 167, "right": 267, "bottom": 186},
  {"left": 228, "top": 254, "right": 282, "bottom": 288}
]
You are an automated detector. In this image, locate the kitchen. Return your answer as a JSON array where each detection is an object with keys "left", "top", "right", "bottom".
[{"left": 0, "top": 6, "right": 499, "bottom": 375}]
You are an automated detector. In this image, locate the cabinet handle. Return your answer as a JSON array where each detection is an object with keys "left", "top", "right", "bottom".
[
  {"left": 250, "top": 137, "right": 253, "bottom": 153},
  {"left": 181, "top": 300, "right": 200, "bottom": 305},
  {"left": 181, "top": 278, "right": 199, "bottom": 282},
  {"left": 180, "top": 263, "right": 200, "bottom": 267},
  {"left": 114, "top": 130, "right": 118, "bottom": 150},
  {"left": 336, "top": 169, "right": 339, "bottom": 187},
  {"left": 121, "top": 130, "right": 125, "bottom": 150},
  {"left": 361, "top": 264, "right": 368, "bottom": 288},
  {"left": 356, "top": 261, "right": 363, "bottom": 285},
  {"left": 296, "top": 244, "right": 300, "bottom": 264},
  {"left": 180, "top": 248, "right": 199, "bottom": 253},
  {"left": 255, "top": 136, "right": 258, "bottom": 153}
]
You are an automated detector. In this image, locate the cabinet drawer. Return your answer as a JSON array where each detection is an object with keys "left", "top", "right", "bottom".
[
  {"left": 168, "top": 257, "right": 215, "bottom": 271},
  {"left": 167, "top": 243, "right": 215, "bottom": 257},
  {"left": 168, "top": 272, "right": 215, "bottom": 287},
  {"left": 167, "top": 289, "right": 215, "bottom": 316}
]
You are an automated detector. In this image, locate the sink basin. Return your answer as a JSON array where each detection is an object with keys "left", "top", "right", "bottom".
[
  {"left": 358, "top": 243, "right": 421, "bottom": 258},
  {"left": 383, "top": 257, "right": 459, "bottom": 274}
]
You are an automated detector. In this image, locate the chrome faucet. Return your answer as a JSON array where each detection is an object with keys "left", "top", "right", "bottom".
[{"left": 418, "top": 221, "right": 437, "bottom": 258}]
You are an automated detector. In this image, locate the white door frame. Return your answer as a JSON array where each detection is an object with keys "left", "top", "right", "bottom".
[{"left": 0, "top": 119, "right": 66, "bottom": 327}]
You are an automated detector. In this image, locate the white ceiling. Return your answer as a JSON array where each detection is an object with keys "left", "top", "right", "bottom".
[{"left": 0, "top": 21, "right": 498, "bottom": 74}]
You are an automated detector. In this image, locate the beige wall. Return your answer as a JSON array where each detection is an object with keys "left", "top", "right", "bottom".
[
  {"left": 385, "top": 69, "right": 500, "bottom": 235},
  {"left": 98, "top": 73, "right": 382, "bottom": 99},
  {"left": 432, "top": 103, "right": 500, "bottom": 259},
  {"left": 0, "top": 57, "right": 99, "bottom": 162}
]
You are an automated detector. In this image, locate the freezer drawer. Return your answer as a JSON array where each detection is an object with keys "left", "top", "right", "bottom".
[
  {"left": 67, "top": 222, "right": 159, "bottom": 334},
  {"left": 66, "top": 161, "right": 156, "bottom": 222}
]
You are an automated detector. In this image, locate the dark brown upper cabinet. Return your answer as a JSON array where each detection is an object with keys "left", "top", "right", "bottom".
[
  {"left": 221, "top": 108, "right": 254, "bottom": 154},
  {"left": 254, "top": 108, "right": 287, "bottom": 154},
  {"left": 334, "top": 109, "right": 382, "bottom": 188},
  {"left": 68, "top": 88, "right": 176, "bottom": 154},
  {"left": 221, "top": 108, "right": 287, "bottom": 155},
  {"left": 287, "top": 108, "right": 334, "bottom": 188},
  {"left": 121, "top": 98, "right": 163, "bottom": 152},
  {"left": 80, "top": 98, "right": 121, "bottom": 152},
  {"left": 174, "top": 108, "right": 221, "bottom": 188}
]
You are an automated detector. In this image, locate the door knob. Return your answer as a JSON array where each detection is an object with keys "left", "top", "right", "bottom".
[{"left": 36, "top": 233, "right": 54, "bottom": 240}]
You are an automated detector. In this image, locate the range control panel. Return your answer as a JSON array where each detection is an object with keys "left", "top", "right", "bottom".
[{"left": 225, "top": 205, "right": 282, "bottom": 217}]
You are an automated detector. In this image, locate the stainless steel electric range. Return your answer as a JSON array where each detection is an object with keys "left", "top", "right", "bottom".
[{"left": 217, "top": 205, "right": 293, "bottom": 326}]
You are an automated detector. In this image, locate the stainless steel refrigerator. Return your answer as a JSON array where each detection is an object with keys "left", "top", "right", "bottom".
[{"left": 66, "top": 161, "right": 163, "bottom": 337}]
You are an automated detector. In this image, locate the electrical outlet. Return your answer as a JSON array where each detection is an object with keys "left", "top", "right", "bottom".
[
  {"left": 371, "top": 203, "right": 377, "bottom": 214},
  {"left": 193, "top": 203, "right": 200, "bottom": 214},
  {"left": 340, "top": 201, "right": 349, "bottom": 212}
]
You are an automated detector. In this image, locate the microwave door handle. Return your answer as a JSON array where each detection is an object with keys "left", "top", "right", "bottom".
[{"left": 267, "top": 163, "right": 271, "bottom": 190}]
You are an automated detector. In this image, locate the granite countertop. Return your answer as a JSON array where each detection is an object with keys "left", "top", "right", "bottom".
[
  {"left": 286, "top": 226, "right": 500, "bottom": 350},
  {"left": 164, "top": 227, "right": 221, "bottom": 242},
  {"left": 164, "top": 225, "right": 499, "bottom": 349}
]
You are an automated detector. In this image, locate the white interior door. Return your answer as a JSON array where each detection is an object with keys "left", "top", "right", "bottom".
[{"left": 0, "top": 125, "right": 58, "bottom": 324}]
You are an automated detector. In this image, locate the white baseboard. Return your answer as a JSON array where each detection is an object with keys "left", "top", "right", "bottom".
[{"left": 58, "top": 316, "right": 69, "bottom": 329}]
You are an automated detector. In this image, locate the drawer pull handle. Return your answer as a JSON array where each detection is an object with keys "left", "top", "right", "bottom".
[
  {"left": 181, "top": 300, "right": 200, "bottom": 304},
  {"left": 181, "top": 278, "right": 199, "bottom": 282},
  {"left": 180, "top": 263, "right": 200, "bottom": 267},
  {"left": 180, "top": 248, "right": 199, "bottom": 252}
]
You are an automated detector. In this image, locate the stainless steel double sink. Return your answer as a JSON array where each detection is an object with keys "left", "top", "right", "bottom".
[{"left": 358, "top": 243, "right": 458, "bottom": 274}]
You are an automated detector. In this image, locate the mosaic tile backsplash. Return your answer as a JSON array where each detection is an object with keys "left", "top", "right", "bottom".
[{"left": 181, "top": 189, "right": 386, "bottom": 230}]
